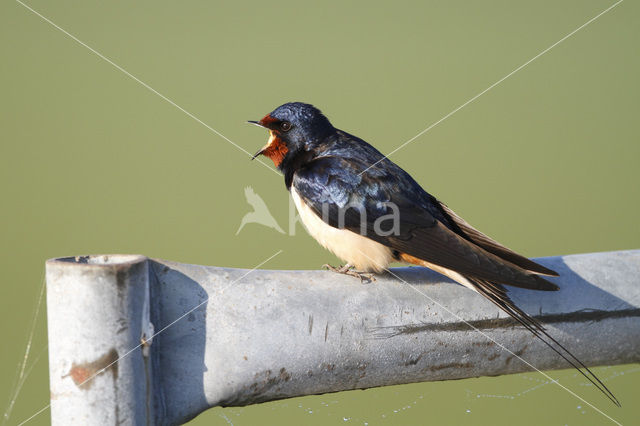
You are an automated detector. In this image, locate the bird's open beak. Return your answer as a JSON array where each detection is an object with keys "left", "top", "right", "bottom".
[
  {"left": 247, "top": 120, "right": 266, "bottom": 128},
  {"left": 251, "top": 147, "right": 265, "bottom": 160},
  {"left": 248, "top": 120, "right": 268, "bottom": 160}
]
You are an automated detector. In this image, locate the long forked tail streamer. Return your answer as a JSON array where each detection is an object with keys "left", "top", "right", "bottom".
[{"left": 468, "top": 277, "right": 620, "bottom": 407}]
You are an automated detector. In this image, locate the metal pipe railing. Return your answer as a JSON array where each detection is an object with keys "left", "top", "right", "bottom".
[{"left": 46, "top": 250, "right": 640, "bottom": 425}]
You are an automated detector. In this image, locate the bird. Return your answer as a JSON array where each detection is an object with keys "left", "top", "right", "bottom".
[
  {"left": 248, "top": 101, "right": 619, "bottom": 406},
  {"left": 236, "top": 186, "right": 285, "bottom": 235}
]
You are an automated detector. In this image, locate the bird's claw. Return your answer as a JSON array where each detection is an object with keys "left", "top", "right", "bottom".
[
  {"left": 322, "top": 263, "right": 376, "bottom": 283},
  {"left": 322, "top": 263, "right": 351, "bottom": 273}
]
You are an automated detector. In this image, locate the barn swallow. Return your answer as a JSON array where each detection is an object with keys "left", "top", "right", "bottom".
[{"left": 249, "top": 102, "right": 619, "bottom": 406}]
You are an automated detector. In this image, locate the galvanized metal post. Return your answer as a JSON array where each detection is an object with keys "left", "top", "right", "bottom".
[
  {"left": 46, "top": 250, "right": 640, "bottom": 425},
  {"left": 46, "top": 255, "right": 155, "bottom": 425}
]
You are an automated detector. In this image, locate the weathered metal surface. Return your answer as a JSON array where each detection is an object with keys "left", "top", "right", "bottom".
[
  {"left": 46, "top": 255, "right": 154, "bottom": 426},
  {"left": 46, "top": 250, "right": 640, "bottom": 425}
]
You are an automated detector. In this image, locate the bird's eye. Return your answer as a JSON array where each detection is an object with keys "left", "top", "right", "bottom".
[{"left": 280, "top": 121, "right": 292, "bottom": 132}]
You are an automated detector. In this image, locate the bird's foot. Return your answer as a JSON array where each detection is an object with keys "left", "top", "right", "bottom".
[
  {"left": 322, "top": 263, "right": 352, "bottom": 274},
  {"left": 322, "top": 263, "right": 376, "bottom": 283}
]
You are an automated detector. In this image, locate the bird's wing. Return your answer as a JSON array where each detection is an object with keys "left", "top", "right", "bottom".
[
  {"left": 292, "top": 155, "right": 557, "bottom": 291},
  {"left": 435, "top": 201, "right": 558, "bottom": 276}
]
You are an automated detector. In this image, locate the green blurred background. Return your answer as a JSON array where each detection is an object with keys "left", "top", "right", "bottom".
[{"left": 1, "top": 0, "right": 638, "bottom": 424}]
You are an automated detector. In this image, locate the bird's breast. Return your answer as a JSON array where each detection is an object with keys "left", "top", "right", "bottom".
[{"left": 290, "top": 186, "right": 392, "bottom": 272}]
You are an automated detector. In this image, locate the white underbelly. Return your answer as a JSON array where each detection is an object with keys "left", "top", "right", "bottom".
[{"left": 291, "top": 187, "right": 393, "bottom": 272}]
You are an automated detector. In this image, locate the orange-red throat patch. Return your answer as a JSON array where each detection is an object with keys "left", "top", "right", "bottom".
[{"left": 260, "top": 131, "right": 288, "bottom": 167}]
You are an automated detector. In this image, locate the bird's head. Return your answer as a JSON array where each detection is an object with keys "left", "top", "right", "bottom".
[{"left": 248, "top": 102, "right": 334, "bottom": 169}]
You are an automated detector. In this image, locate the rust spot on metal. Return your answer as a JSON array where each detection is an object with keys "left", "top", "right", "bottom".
[
  {"left": 505, "top": 344, "right": 528, "bottom": 365},
  {"left": 357, "top": 362, "right": 367, "bottom": 379},
  {"left": 221, "top": 367, "right": 293, "bottom": 405},
  {"left": 65, "top": 348, "right": 119, "bottom": 389},
  {"left": 322, "top": 363, "right": 336, "bottom": 372},
  {"left": 279, "top": 367, "right": 291, "bottom": 382}
]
